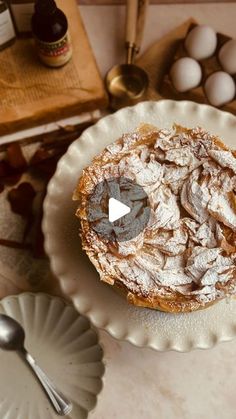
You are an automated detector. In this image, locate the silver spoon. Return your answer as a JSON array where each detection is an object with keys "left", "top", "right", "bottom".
[{"left": 0, "top": 313, "right": 72, "bottom": 416}]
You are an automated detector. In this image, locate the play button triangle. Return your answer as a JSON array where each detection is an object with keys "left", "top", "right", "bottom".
[{"left": 108, "top": 197, "right": 131, "bottom": 223}]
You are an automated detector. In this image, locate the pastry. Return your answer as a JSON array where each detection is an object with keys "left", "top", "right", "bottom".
[{"left": 73, "top": 124, "right": 236, "bottom": 313}]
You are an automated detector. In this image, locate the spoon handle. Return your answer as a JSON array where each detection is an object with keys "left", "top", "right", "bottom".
[
  {"left": 22, "top": 350, "right": 72, "bottom": 416},
  {"left": 126, "top": 0, "right": 138, "bottom": 46},
  {"left": 135, "top": 0, "right": 149, "bottom": 53}
]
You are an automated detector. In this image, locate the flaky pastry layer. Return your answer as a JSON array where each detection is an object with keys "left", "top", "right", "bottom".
[{"left": 74, "top": 124, "right": 236, "bottom": 313}]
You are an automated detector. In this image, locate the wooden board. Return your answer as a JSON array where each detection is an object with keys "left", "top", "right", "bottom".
[{"left": 0, "top": 0, "right": 108, "bottom": 135}]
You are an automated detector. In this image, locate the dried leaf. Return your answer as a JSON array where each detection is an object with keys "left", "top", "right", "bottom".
[
  {"left": 0, "top": 160, "right": 10, "bottom": 177},
  {"left": 30, "top": 148, "right": 50, "bottom": 165},
  {"left": 0, "top": 238, "right": 31, "bottom": 250},
  {"left": 0, "top": 160, "right": 22, "bottom": 185},
  {"left": 30, "top": 149, "right": 58, "bottom": 177},
  {"left": 7, "top": 182, "right": 36, "bottom": 217},
  {"left": 7, "top": 143, "right": 27, "bottom": 171}
]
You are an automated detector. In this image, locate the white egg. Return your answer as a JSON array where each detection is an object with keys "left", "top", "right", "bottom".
[
  {"left": 204, "top": 71, "right": 235, "bottom": 107},
  {"left": 219, "top": 39, "right": 236, "bottom": 75},
  {"left": 185, "top": 25, "right": 217, "bottom": 60},
  {"left": 170, "top": 57, "right": 202, "bottom": 92}
]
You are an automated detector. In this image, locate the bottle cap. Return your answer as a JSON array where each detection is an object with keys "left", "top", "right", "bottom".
[{"left": 35, "top": 0, "right": 57, "bottom": 15}]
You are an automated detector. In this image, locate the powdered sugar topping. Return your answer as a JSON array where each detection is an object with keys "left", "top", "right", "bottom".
[{"left": 79, "top": 125, "right": 236, "bottom": 307}]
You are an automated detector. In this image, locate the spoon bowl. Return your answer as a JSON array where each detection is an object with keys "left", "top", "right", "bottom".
[
  {"left": 0, "top": 314, "right": 25, "bottom": 351},
  {"left": 106, "top": 63, "right": 148, "bottom": 99},
  {"left": 0, "top": 313, "right": 72, "bottom": 416},
  {"left": 106, "top": 0, "right": 149, "bottom": 109}
]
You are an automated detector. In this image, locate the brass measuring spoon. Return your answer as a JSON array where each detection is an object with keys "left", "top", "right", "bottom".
[{"left": 106, "top": 0, "right": 149, "bottom": 109}]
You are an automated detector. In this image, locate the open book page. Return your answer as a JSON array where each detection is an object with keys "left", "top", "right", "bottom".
[{"left": 0, "top": 0, "right": 107, "bottom": 135}]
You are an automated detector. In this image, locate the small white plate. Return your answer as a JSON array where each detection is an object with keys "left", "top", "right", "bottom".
[
  {"left": 43, "top": 100, "right": 236, "bottom": 352},
  {"left": 0, "top": 293, "right": 104, "bottom": 419}
]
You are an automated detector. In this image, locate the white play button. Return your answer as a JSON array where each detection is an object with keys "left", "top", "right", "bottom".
[
  {"left": 87, "top": 177, "right": 150, "bottom": 242},
  {"left": 108, "top": 197, "right": 131, "bottom": 223}
]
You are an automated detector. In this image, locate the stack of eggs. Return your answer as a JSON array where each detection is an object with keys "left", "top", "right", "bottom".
[{"left": 170, "top": 25, "right": 236, "bottom": 107}]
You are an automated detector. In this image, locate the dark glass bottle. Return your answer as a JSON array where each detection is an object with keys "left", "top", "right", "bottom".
[{"left": 31, "top": 0, "right": 72, "bottom": 67}]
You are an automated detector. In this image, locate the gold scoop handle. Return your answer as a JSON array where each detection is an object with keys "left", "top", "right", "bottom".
[
  {"left": 125, "top": 0, "right": 139, "bottom": 63},
  {"left": 126, "top": 0, "right": 139, "bottom": 46},
  {"left": 125, "top": 0, "right": 149, "bottom": 64},
  {"left": 135, "top": 0, "right": 149, "bottom": 53}
]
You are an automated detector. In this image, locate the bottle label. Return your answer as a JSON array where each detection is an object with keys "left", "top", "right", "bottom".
[
  {"left": 36, "top": 31, "right": 72, "bottom": 67},
  {"left": 0, "top": 9, "right": 15, "bottom": 46}
]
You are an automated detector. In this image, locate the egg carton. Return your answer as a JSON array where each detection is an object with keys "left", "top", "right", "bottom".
[{"left": 160, "top": 23, "right": 236, "bottom": 116}]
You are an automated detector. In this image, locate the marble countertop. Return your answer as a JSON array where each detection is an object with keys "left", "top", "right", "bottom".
[{"left": 78, "top": 3, "right": 236, "bottom": 419}]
